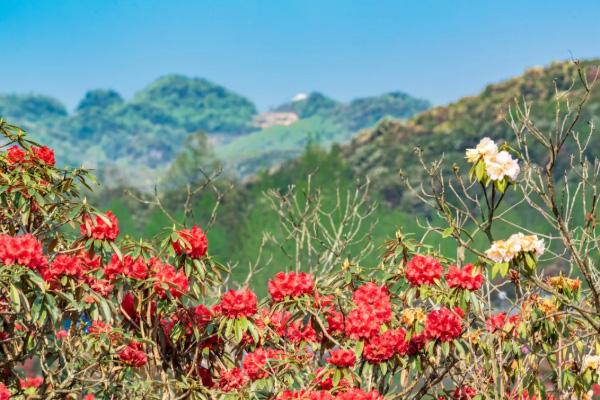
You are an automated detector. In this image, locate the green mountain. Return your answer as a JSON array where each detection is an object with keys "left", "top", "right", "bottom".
[
  {"left": 0, "top": 76, "right": 258, "bottom": 171},
  {"left": 343, "top": 60, "right": 600, "bottom": 207},
  {"left": 217, "top": 91, "right": 431, "bottom": 176},
  {"left": 0, "top": 77, "right": 428, "bottom": 182},
  {"left": 274, "top": 92, "right": 339, "bottom": 118}
]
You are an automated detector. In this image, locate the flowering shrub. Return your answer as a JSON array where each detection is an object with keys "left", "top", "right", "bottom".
[{"left": 0, "top": 65, "right": 600, "bottom": 399}]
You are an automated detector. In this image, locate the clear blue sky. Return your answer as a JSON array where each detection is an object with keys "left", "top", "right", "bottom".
[{"left": 1, "top": 0, "right": 599, "bottom": 111}]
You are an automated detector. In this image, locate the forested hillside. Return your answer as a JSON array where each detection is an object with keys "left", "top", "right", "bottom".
[{"left": 0, "top": 78, "right": 428, "bottom": 183}]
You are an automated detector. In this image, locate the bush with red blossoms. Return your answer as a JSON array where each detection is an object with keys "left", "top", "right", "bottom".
[
  {"left": 80, "top": 210, "right": 119, "bottom": 241},
  {"left": 268, "top": 271, "right": 315, "bottom": 301},
  {"left": 0, "top": 68, "right": 599, "bottom": 399},
  {"left": 172, "top": 225, "right": 208, "bottom": 259}
]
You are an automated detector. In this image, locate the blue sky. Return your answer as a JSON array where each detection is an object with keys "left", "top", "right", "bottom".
[{"left": 1, "top": 0, "right": 599, "bottom": 111}]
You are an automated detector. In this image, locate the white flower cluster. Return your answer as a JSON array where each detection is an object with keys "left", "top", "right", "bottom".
[
  {"left": 485, "top": 233, "right": 545, "bottom": 263},
  {"left": 582, "top": 354, "right": 600, "bottom": 372},
  {"left": 465, "top": 137, "right": 520, "bottom": 181}
]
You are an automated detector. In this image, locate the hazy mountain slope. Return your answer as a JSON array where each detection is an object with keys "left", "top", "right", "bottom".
[
  {"left": 343, "top": 60, "right": 600, "bottom": 207},
  {"left": 218, "top": 91, "right": 431, "bottom": 176},
  {"left": 0, "top": 76, "right": 258, "bottom": 172}
]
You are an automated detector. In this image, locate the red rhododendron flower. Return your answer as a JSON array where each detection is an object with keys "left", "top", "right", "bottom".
[
  {"left": 83, "top": 395, "right": 95, "bottom": 400},
  {"left": 80, "top": 211, "right": 119, "bottom": 241},
  {"left": 216, "top": 288, "right": 257, "bottom": 318},
  {"left": 425, "top": 307, "right": 463, "bottom": 342},
  {"left": 363, "top": 328, "right": 408, "bottom": 363},
  {"left": 454, "top": 386, "right": 477, "bottom": 400},
  {"left": 31, "top": 146, "right": 55, "bottom": 166},
  {"left": 405, "top": 254, "right": 443, "bottom": 286},
  {"left": 326, "top": 348, "right": 356, "bottom": 368},
  {"left": 268, "top": 271, "right": 314, "bottom": 301},
  {"left": 6, "top": 145, "right": 26, "bottom": 164},
  {"left": 44, "top": 254, "right": 85, "bottom": 282},
  {"left": 118, "top": 341, "right": 147, "bottom": 367},
  {"left": 192, "top": 304, "right": 213, "bottom": 326},
  {"left": 335, "top": 388, "right": 383, "bottom": 400},
  {"left": 88, "top": 278, "right": 114, "bottom": 297},
  {"left": 217, "top": 368, "right": 248, "bottom": 392},
  {"left": 325, "top": 309, "right": 344, "bottom": 335},
  {"left": 172, "top": 225, "right": 208, "bottom": 259},
  {"left": 486, "top": 312, "right": 507, "bottom": 333},
  {"left": 277, "top": 390, "right": 333, "bottom": 400},
  {"left": 344, "top": 308, "right": 382, "bottom": 340},
  {"left": 351, "top": 282, "right": 392, "bottom": 323},
  {"left": 20, "top": 376, "right": 43, "bottom": 390},
  {"left": 242, "top": 348, "right": 285, "bottom": 380},
  {"left": 0, "top": 382, "right": 10, "bottom": 400},
  {"left": 56, "top": 330, "right": 68, "bottom": 339},
  {"left": 445, "top": 264, "right": 484, "bottom": 291},
  {"left": 268, "top": 310, "right": 317, "bottom": 343},
  {"left": 104, "top": 254, "right": 148, "bottom": 281},
  {"left": 149, "top": 258, "right": 188, "bottom": 298},
  {"left": 0, "top": 234, "right": 47, "bottom": 271}
]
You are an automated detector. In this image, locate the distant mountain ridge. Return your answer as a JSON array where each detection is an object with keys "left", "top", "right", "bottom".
[{"left": 0, "top": 75, "right": 430, "bottom": 182}]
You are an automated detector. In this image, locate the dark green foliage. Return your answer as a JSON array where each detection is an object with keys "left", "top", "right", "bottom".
[
  {"left": 76, "top": 89, "right": 124, "bottom": 112},
  {"left": 275, "top": 92, "right": 339, "bottom": 118},
  {"left": 332, "top": 91, "right": 431, "bottom": 131},
  {"left": 131, "top": 74, "right": 257, "bottom": 134}
]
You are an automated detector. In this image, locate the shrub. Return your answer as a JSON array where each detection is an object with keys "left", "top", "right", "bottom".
[{"left": 0, "top": 63, "right": 599, "bottom": 399}]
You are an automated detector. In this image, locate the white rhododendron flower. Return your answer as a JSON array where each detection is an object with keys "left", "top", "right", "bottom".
[
  {"left": 485, "top": 150, "right": 520, "bottom": 181},
  {"left": 582, "top": 355, "right": 600, "bottom": 372},
  {"left": 465, "top": 137, "right": 498, "bottom": 163},
  {"left": 485, "top": 239, "right": 519, "bottom": 263},
  {"left": 518, "top": 234, "right": 545, "bottom": 256},
  {"left": 486, "top": 233, "right": 545, "bottom": 263}
]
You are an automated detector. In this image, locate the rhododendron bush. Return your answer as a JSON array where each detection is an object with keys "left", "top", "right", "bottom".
[{"left": 0, "top": 64, "right": 600, "bottom": 399}]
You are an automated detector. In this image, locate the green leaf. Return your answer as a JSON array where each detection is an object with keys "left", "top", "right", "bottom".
[
  {"left": 442, "top": 226, "right": 454, "bottom": 238},
  {"left": 354, "top": 340, "right": 364, "bottom": 358},
  {"left": 9, "top": 284, "right": 21, "bottom": 312}
]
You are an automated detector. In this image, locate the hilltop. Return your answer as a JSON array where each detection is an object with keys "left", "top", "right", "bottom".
[{"left": 0, "top": 77, "right": 429, "bottom": 182}]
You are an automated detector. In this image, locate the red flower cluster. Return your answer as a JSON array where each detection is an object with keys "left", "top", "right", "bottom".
[
  {"left": 425, "top": 307, "right": 463, "bottom": 342},
  {"left": 242, "top": 348, "right": 285, "bottom": 380},
  {"left": 5, "top": 145, "right": 55, "bottom": 166},
  {"left": 486, "top": 312, "right": 520, "bottom": 335},
  {"left": 149, "top": 258, "right": 188, "bottom": 299},
  {"left": 363, "top": 328, "right": 408, "bottom": 363},
  {"left": 104, "top": 254, "right": 148, "bottom": 281},
  {"left": 344, "top": 283, "right": 392, "bottom": 340},
  {"left": 405, "top": 255, "right": 443, "bottom": 286},
  {"left": 6, "top": 146, "right": 25, "bottom": 164},
  {"left": 31, "top": 146, "right": 55, "bottom": 166},
  {"left": 277, "top": 390, "right": 333, "bottom": 400},
  {"left": 19, "top": 376, "right": 43, "bottom": 390},
  {"left": 0, "top": 234, "right": 47, "bottom": 271},
  {"left": 351, "top": 283, "right": 392, "bottom": 322},
  {"left": 453, "top": 386, "right": 477, "bottom": 400},
  {"left": 217, "top": 368, "right": 248, "bottom": 392},
  {"left": 268, "top": 310, "right": 317, "bottom": 343},
  {"left": 172, "top": 226, "right": 208, "bottom": 259},
  {"left": 335, "top": 389, "right": 383, "bottom": 400},
  {"left": 268, "top": 271, "right": 314, "bottom": 302},
  {"left": 80, "top": 211, "right": 119, "bottom": 241},
  {"left": 0, "top": 383, "right": 9, "bottom": 400},
  {"left": 215, "top": 289, "right": 258, "bottom": 318},
  {"left": 44, "top": 254, "right": 85, "bottom": 282},
  {"left": 445, "top": 264, "right": 484, "bottom": 291},
  {"left": 326, "top": 348, "right": 356, "bottom": 368},
  {"left": 118, "top": 341, "right": 147, "bottom": 368}
]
